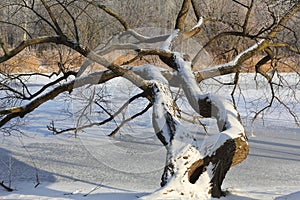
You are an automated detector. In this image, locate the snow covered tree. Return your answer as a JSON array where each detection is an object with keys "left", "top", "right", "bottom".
[{"left": 0, "top": 0, "right": 299, "bottom": 198}]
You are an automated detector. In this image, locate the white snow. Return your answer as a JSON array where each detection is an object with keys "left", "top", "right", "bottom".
[
  {"left": 174, "top": 52, "right": 247, "bottom": 158},
  {"left": 175, "top": 52, "right": 202, "bottom": 96},
  {"left": 174, "top": 52, "right": 203, "bottom": 112},
  {"left": 160, "top": 29, "right": 179, "bottom": 52},
  {"left": 191, "top": 17, "right": 204, "bottom": 30},
  {"left": 276, "top": 191, "right": 300, "bottom": 200},
  {"left": 0, "top": 74, "right": 299, "bottom": 200},
  {"left": 131, "top": 65, "right": 169, "bottom": 84},
  {"left": 151, "top": 80, "right": 176, "bottom": 144},
  {"left": 231, "top": 39, "right": 265, "bottom": 65},
  {"left": 140, "top": 145, "right": 213, "bottom": 200},
  {"left": 126, "top": 29, "right": 151, "bottom": 41}
]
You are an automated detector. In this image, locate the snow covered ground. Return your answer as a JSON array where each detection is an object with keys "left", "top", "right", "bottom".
[{"left": 0, "top": 73, "right": 299, "bottom": 199}]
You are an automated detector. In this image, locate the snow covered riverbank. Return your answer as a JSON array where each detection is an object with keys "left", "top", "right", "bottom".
[{"left": 0, "top": 74, "right": 299, "bottom": 199}]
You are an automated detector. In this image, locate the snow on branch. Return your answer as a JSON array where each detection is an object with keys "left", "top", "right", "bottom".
[
  {"left": 177, "top": 55, "right": 246, "bottom": 154},
  {"left": 149, "top": 80, "right": 196, "bottom": 187},
  {"left": 161, "top": 30, "right": 179, "bottom": 52},
  {"left": 117, "top": 29, "right": 171, "bottom": 45},
  {"left": 191, "top": 17, "right": 204, "bottom": 31},
  {"left": 121, "top": 29, "right": 151, "bottom": 41},
  {"left": 195, "top": 39, "right": 266, "bottom": 81},
  {"left": 184, "top": 17, "right": 204, "bottom": 38},
  {"left": 232, "top": 39, "right": 265, "bottom": 65},
  {"left": 151, "top": 81, "right": 177, "bottom": 144},
  {"left": 129, "top": 64, "right": 169, "bottom": 84},
  {"left": 0, "top": 69, "right": 122, "bottom": 128},
  {"left": 142, "top": 43, "right": 249, "bottom": 199},
  {"left": 173, "top": 52, "right": 246, "bottom": 142}
]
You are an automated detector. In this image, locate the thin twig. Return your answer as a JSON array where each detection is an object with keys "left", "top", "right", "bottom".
[
  {"left": 18, "top": 136, "right": 40, "bottom": 187},
  {"left": 108, "top": 103, "right": 152, "bottom": 137},
  {"left": 49, "top": 92, "right": 146, "bottom": 135}
]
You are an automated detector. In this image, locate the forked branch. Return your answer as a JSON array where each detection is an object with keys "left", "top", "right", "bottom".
[{"left": 48, "top": 92, "right": 148, "bottom": 135}]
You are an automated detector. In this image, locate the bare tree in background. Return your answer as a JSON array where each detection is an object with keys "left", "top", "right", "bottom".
[{"left": 0, "top": 0, "right": 299, "bottom": 198}]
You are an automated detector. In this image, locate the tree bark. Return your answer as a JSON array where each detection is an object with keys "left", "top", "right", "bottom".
[{"left": 140, "top": 32, "right": 249, "bottom": 198}]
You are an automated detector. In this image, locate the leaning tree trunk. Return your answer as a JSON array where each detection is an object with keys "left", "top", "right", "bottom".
[{"left": 140, "top": 38, "right": 249, "bottom": 199}]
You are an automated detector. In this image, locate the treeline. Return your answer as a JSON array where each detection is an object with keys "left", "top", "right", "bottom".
[{"left": 0, "top": 0, "right": 299, "bottom": 67}]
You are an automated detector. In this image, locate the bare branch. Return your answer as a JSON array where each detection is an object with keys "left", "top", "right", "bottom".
[
  {"left": 0, "top": 36, "right": 87, "bottom": 64},
  {"left": 242, "top": 0, "right": 254, "bottom": 33},
  {"left": 96, "top": 44, "right": 140, "bottom": 56},
  {"left": 275, "top": 96, "right": 300, "bottom": 126},
  {"left": 191, "top": 0, "right": 202, "bottom": 20},
  {"left": 0, "top": 181, "right": 13, "bottom": 192},
  {"left": 254, "top": 48, "right": 274, "bottom": 82},
  {"left": 176, "top": 112, "right": 208, "bottom": 134},
  {"left": 175, "top": 0, "right": 192, "bottom": 30},
  {"left": 48, "top": 92, "right": 147, "bottom": 135},
  {"left": 87, "top": 1, "right": 129, "bottom": 30},
  {"left": 0, "top": 38, "right": 9, "bottom": 55},
  {"left": 108, "top": 103, "right": 152, "bottom": 137},
  {"left": 121, "top": 49, "right": 173, "bottom": 66},
  {"left": 232, "top": 0, "right": 249, "bottom": 8},
  {"left": 251, "top": 75, "right": 276, "bottom": 124},
  {"left": 268, "top": 2, "right": 300, "bottom": 39},
  {"left": 269, "top": 42, "right": 300, "bottom": 54},
  {"left": 0, "top": 82, "right": 28, "bottom": 99},
  {"left": 40, "top": 0, "right": 64, "bottom": 36},
  {"left": 0, "top": 20, "right": 32, "bottom": 39},
  {"left": 55, "top": 0, "right": 80, "bottom": 43},
  {"left": 0, "top": 70, "right": 118, "bottom": 127},
  {"left": 192, "top": 31, "right": 259, "bottom": 65},
  {"left": 192, "top": 2, "right": 300, "bottom": 67},
  {"left": 87, "top": 51, "right": 150, "bottom": 92}
]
